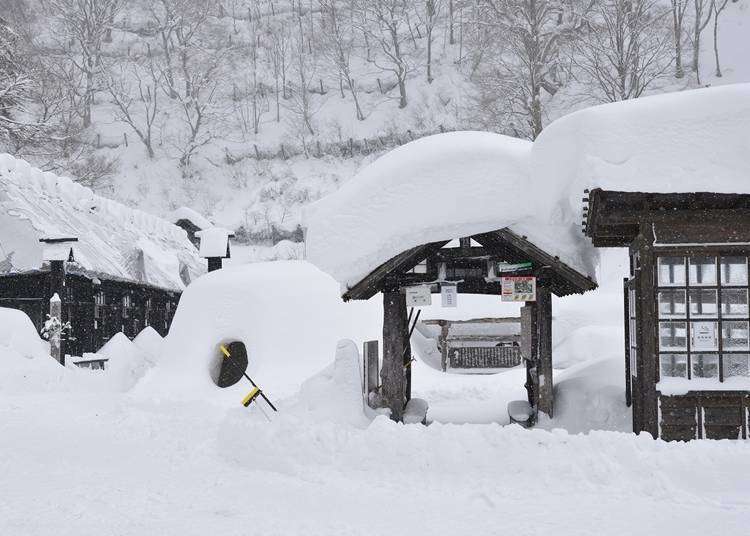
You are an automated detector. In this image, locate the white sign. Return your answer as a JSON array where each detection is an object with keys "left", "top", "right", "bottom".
[
  {"left": 501, "top": 276, "right": 536, "bottom": 302},
  {"left": 405, "top": 285, "right": 432, "bottom": 307},
  {"left": 441, "top": 284, "right": 458, "bottom": 308},
  {"left": 691, "top": 321, "right": 718, "bottom": 351}
]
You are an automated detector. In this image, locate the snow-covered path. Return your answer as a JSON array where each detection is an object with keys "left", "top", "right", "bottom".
[{"left": 2, "top": 393, "right": 749, "bottom": 536}]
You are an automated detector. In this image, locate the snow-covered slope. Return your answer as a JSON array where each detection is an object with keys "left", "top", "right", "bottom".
[{"left": 0, "top": 153, "right": 204, "bottom": 290}]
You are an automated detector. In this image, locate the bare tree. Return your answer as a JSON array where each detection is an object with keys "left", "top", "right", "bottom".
[
  {"left": 670, "top": 0, "right": 689, "bottom": 78},
  {"left": 417, "top": 0, "right": 443, "bottom": 83},
  {"left": 355, "top": 0, "right": 415, "bottom": 109},
  {"left": 473, "top": 0, "right": 586, "bottom": 139},
  {"left": 711, "top": 0, "right": 736, "bottom": 77},
  {"left": 44, "top": 0, "right": 123, "bottom": 128},
  {"left": 285, "top": 7, "right": 319, "bottom": 138},
  {"left": 106, "top": 51, "right": 162, "bottom": 158},
  {"left": 574, "top": 0, "right": 674, "bottom": 102},
  {"left": 691, "top": 0, "right": 714, "bottom": 82},
  {"left": 268, "top": 19, "right": 291, "bottom": 122},
  {"left": 319, "top": 0, "right": 365, "bottom": 120}
]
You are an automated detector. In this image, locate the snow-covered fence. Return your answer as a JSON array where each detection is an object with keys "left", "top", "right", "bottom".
[{"left": 223, "top": 124, "right": 456, "bottom": 164}]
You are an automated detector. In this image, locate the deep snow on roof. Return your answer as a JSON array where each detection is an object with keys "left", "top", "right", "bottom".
[
  {"left": 169, "top": 206, "right": 212, "bottom": 230},
  {"left": 533, "top": 83, "right": 750, "bottom": 216},
  {"left": 304, "top": 131, "right": 596, "bottom": 290},
  {"left": 306, "top": 85, "right": 750, "bottom": 292},
  {"left": 0, "top": 154, "right": 204, "bottom": 291}
]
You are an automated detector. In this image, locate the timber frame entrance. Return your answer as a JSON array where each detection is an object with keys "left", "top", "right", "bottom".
[{"left": 343, "top": 229, "right": 597, "bottom": 422}]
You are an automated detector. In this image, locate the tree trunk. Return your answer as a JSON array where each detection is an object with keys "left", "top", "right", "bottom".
[{"left": 713, "top": 4, "right": 722, "bottom": 77}]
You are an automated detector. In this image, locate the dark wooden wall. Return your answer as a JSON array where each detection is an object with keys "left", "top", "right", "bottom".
[{"left": 0, "top": 270, "right": 180, "bottom": 356}]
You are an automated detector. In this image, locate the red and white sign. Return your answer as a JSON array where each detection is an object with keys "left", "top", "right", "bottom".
[{"left": 501, "top": 276, "right": 536, "bottom": 302}]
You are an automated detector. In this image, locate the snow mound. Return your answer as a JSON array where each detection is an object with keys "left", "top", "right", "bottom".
[
  {"left": 533, "top": 83, "right": 750, "bottom": 216},
  {"left": 281, "top": 339, "right": 370, "bottom": 427},
  {"left": 132, "top": 326, "right": 165, "bottom": 363},
  {"left": 169, "top": 206, "right": 212, "bottom": 230},
  {"left": 0, "top": 307, "right": 49, "bottom": 360},
  {"left": 304, "top": 131, "right": 594, "bottom": 290},
  {"left": 138, "top": 261, "right": 382, "bottom": 404},
  {"left": 538, "top": 357, "right": 631, "bottom": 434},
  {"left": 96, "top": 332, "right": 151, "bottom": 391}
]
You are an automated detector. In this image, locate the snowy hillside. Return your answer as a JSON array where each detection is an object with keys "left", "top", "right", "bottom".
[{"left": 1, "top": 0, "right": 749, "bottom": 248}]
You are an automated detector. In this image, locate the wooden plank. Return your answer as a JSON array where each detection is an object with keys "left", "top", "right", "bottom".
[
  {"left": 637, "top": 225, "right": 659, "bottom": 438},
  {"left": 363, "top": 340, "right": 379, "bottom": 406}
]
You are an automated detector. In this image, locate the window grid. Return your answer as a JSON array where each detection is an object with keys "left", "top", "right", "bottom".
[{"left": 657, "top": 255, "right": 750, "bottom": 383}]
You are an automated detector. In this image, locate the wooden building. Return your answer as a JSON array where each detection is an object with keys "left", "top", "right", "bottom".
[
  {"left": 584, "top": 189, "right": 750, "bottom": 440},
  {"left": 0, "top": 154, "right": 205, "bottom": 362},
  {"left": 344, "top": 232, "right": 596, "bottom": 421}
]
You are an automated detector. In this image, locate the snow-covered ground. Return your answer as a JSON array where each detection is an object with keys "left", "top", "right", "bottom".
[{"left": 2, "top": 250, "right": 750, "bottom": 534}]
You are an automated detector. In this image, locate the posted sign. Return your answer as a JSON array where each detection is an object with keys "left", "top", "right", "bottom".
[
  {"left": 501, "top": 276, "right": 536, "bottom": 302},
  {"left": 405, "top": 285, "right": 432, "bottom": 307},
  {"left": 441, "top": 284, "right": 458, "bottom": 308}
]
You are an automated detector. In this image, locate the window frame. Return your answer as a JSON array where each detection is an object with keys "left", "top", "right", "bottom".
[{"left": 656, "top": 252, "right": 750, "bottom": 383}]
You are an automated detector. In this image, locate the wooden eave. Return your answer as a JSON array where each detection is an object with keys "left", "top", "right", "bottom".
[
  {"left": 585, "top": 189, "right": 750, "bottom": 247},
  {"left": 342, "top": 228, "right": 596, "bottom": 301}
]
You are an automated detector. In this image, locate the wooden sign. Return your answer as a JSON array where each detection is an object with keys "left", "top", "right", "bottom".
[
  {"left": 441, "top": 284, "right": 458, "bottom": 307},
  {"left": 495, "top": 261, "right": 532, "bottom": 273},
  {"left": 502, "top": 276, "right": 536, "bottom": 302},
  {"left": 448, "top": 346, "right": 522, "bottom": 370},
  {"left": 405, "top": 285, "right": 432, "bottom": 307}
]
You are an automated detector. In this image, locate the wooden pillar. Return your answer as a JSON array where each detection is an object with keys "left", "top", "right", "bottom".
[
  {"left": 637, "top": 224, "right": 659, "bottom": 438},
  {"left": 49, "top": 293, "right": 62, "bottom": 365},
  {"left": 381, "top": 289, "right": 408, "bottom": 421},
  {"left": 48, "top": 260, "right": 66, "bottom": 364},
  {"left": 536, "top": 286, "right": 554, "bottom": 417}
]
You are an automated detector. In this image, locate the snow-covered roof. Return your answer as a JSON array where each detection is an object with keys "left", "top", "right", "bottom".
[
  {"left": 169, "top": 206, "right": 212, "bottom": 230},
  {"left": 304, "top": 131, "right": 596, "bottom": 291},
  {"left": 195, "top": 227, "right": 231, "bottom": 258},
  {"left": 533, "top": 83, "right": 750, "bottom": 216},
  {"left": 0, "top": 154, "right": 205, "bottom": 291}
]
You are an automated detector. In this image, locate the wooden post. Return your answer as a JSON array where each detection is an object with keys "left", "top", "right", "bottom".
[
  {"left": 49, "top": 293, "right": 62, "bottom": 365},
  {"left": 637, "top": 224, "right": 659, "bottom": 438},
  {"left": 536, "top": 285, "right": 554, "bottom": 417},
  {"left": 381, "top": 289, "right": 408, "bottom": 420},
  {"left": 521, "top": 303, "right": 538, "bottom": 410},
  {"left": 363, "top": 340, "right": 379, "bottom": 407}
]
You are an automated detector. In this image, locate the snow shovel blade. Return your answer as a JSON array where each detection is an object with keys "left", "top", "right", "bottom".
[{"left": 212, "top": 341, "right": 249, "bottom": 388}]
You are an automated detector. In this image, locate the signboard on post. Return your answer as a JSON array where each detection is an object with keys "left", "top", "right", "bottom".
[
  {"left": 405, "top": 285, "right": 432, "bottom": 307},
  {"left": 502, "top": 276, "right": 536, "bottom": 302},
  {"left": 441, "top": 284, "right": 458, "bottom": 308}
]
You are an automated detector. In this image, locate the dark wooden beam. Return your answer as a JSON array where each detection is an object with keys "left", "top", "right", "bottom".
[
  {"left": 381, "top": 289, "right": 408, "bottom": 420},
  {"left": 536, "top": 285, "right": 553, "bottom": 417}
]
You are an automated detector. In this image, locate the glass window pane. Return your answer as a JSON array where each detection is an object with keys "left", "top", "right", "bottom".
[
  {"left": 689, "top": 256, "right": 717, "bottom": 286},
  {"left": 690, "top": 321, "right": 719, "bottom": 351},
  {"left": 660, "top": 354, "right": 687, "bottom": 378},
  {"left": 722, "top": 321, "right": 750, "bottom": 351},
  {"left": 660, "top": 322, "right": 687, "bottom": 351},
  {"left": 658, "top": 257, "right": 685, "bottom": 287},
  {"left": 721, "top": 289, "right": 749, "bottom": 318},
  {"left": 720, "top": 256, "right": 748, "bottom": 286},
  {"left": 688, "top": 289, "right": 717, "bottom": 318},
  {"left": 692, "top": 354, "right": 719, "bottom": 379},
  {"left": 723, "top": 354, "right": 750, "bottom": 378},
  {"left": 658, "top": 290, "right": 686, "bottom": 319}
]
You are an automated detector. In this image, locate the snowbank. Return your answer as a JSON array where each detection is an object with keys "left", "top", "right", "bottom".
[
  {"left": 533, "top": 83, "right": 750, "bottom": 217},
  {"left": 279, "top": 339, "right": 371, "bottom": 426},
  {"left": 304, "top": 131, "right": 594, "bottom": 291},
  {"left": 0, "top": 153, "right": 204, "bottom": 291},
  {"left": 95, "top": 332, "right": 151, "bottom": 391},
  {"left": 132, "top": 326, "right": 164, "bottom": 363},
  {"left": 138, "top": 261, "right": 382, "bottom": 404},
  {"left": 0, "top": 307, "right": 49, "bottom": 360}
]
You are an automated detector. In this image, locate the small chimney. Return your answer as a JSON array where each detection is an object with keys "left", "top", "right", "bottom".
[{"left": 196, "top": 228, "right": 232, "bottom": 272}]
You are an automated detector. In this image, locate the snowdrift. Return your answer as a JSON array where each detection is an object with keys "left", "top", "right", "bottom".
[{"left": 139, "top": 261, "right": 382, "bottom": 404}]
